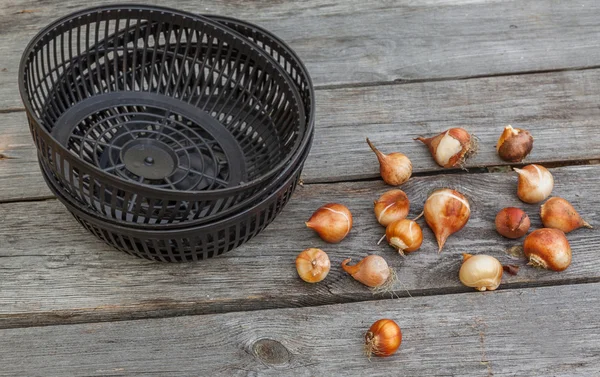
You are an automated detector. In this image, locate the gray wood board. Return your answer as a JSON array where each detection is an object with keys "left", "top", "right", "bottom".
[
  {"left": 1, "top": 165, "right": 598, "bottom": 329},
  {"left": 0, "top": 111, "right": 52, "bottom": 202},
  {"left": 2, "top": 68, "right": 600, "bottom": 201},
  {"left": 2, "top": 282, "right": 599, "bottom": 376},
  {"left": 3, "top": 0, "right": 600, "bottom": 108}
]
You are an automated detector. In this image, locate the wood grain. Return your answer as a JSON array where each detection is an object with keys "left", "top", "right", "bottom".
[
  {"left": 3, "top": 69, "right": 600, "bottom": 201},
  {"left": 3, "top": 0, "right": 600, "bottom": 108},
  {"left": 305, "top": 68, "right": 600, "bottom": 182},
  {"left": 1, "top": 165, "right": 599, "bottom": 329},
  {"left": 2, "top": 282, "right": 599, "bottom": 376},
  {"left": 0, "top": 111, "right": 52, "bottom": 202}
]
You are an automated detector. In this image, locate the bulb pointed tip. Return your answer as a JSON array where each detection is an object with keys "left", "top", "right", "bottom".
[
  {"left": 366, "top": 138, "right": 377, "bottom": 152},
  {"left": 341, "top": 258, "right": 359, "bottom": 275},
  {"left": 436, "top": 235, "right": 447, "bottom": 253},
  {"left": 583, "top": 221, "right": 593, "bottom": 229}
]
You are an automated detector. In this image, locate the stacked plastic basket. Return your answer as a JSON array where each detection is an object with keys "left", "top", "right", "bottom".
[{"left": 18, "top": 6, "right": 314, "bottom": 262}]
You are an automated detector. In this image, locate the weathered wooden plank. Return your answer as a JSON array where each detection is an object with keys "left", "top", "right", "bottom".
[
  {"left": 2, "top": 283, "right": 599, "bottom": 376},
  {"left": 3, "top": 69, "right": 600, "bottom": 202},
  {"left": 3, "top": 0, "right": 600, "bottom": 109},
  {"left": 1, "top": 165, "right": 598, "bottom": 328},
  {"left": 305, "top": 68, "right": 600, "bottom": 182},
  {"left": 0, "top": 112, "right": 52, "bottom": 202}
]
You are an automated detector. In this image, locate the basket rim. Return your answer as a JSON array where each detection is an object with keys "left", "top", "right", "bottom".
[
  {"left": 206, "top": 14, "right": 316, "bottom": 131},
  {"left": 19, "top": 4, "right": 313, "bottom": 196}
]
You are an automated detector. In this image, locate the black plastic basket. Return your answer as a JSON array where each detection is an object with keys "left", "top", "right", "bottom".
[
  {"left": 19, "top": 5, "right": 312, "bottom": 225},
  {"left": 30, "top": 13, "right": 315, "bottom": 230}
]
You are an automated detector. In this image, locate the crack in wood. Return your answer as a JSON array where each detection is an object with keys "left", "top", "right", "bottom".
[{"left": 315, "top": 64, "right": 600, "bottom": 91}]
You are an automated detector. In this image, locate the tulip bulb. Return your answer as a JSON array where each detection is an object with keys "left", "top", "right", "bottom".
[
  {"left": 365, "top": 319, "right": 402, "bottom": 359},
  {"left": 523, "top": 228, "right": 572, "bottom": 271},
  {"left": 295, "top": 248, "right": 331, "bottom": 283},
  {"left": 415, "top": 128, "right": 476, "bottom": 168},
  {"left": 306, "top": 203, "right": 353, "bottom": 243},
  {"left": 514, "top": 164, "right": 554, "bottom": 204},
  {"left": 374, "top": 189, "right": 410, "bottom": 226},
  {"left": 385, "top": 219, "right": 423, "bottom": 256},
  {"left": 424, "top": 188, "right": 471, "bottom": 252},
  {"left": 496, "top": 125, "right": 533, "bottom": 162},
  {"left": 341, "top": 255, "right": 395, "bottom": 290},
  {"left": 366, "top": 138, "right": 412, "bottom": 186},
  {"left": 540, "top": 197, "right": 592, "bottom": 233},
  {"left": 459, "top": 254, "right": 503, "bottom": 291},
  {"left": 495, "top": 207, "right": 530, "bottom": 239}
]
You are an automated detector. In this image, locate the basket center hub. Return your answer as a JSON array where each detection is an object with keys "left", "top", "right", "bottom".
[{"left": 121, "top": 139, "right": 179, "bottom": 180}]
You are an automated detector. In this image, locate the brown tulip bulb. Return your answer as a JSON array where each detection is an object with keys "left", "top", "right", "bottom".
[
  {"left": 366, "top": 138, "right": 412, "bottom": 186},
  {"left": 306, "top": 203, "right": 353, "bottom": 243},
  {"left": 365, "top": 319, "right": 402, "bottom": 359},
  {"left": 341, "top": 255, "right": 394, "bottom": 289},
  {"left": 497, "top": 125, "right": 534, "bottom": 162},
  {"left": 459, "top": 253, "right": 503, "bottom": 292},
  {"left": 514, "top": 164, "right": 554, "bottom": 204},
  {"left": 385, "top": 219, "right": 423, "bottom": 256},
  {"left": 523, "top": 228, "right": 572, "bottom": 271},
  {"left": 415, "top": 128, "right": 476, "bottom": 168},
  {"left": 374, "top": 189, "right": 410, "bottom": 226},
  {"left": 495, "top": 207, "right": 530, "bottom": 239},
  {"left": 296, "top": 248, "right": 331, "bottom": 283},
  {"left": 424, "top": 188, "right": 471, "bottom": 252},
  {"left": 540, "top": 197, "right": 592, "bottom": 233}
]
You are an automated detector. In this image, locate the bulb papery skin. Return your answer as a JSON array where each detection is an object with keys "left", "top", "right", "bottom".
[
  {"left": 523, "top": 228, "right": 572, "bottom": 271},
  {"left": 385, "top": 219, "right": 423, "bottom": 256},
  {"left": 424, "top": 188, "right": 471, "bottom": 252},
  {"left": 497, "top": 125, "right": 534, "bottom": 162},
  {"left": 365, "top": 319, "right": 402, "bottom": 358},
  {"left": 459, "top": 254, "right": 503, "bottom": 291},
  {"left": 341, "top": 255, "right": 391, "bottom": 288},
  {"left": 515, "top": 164, "right": 554, "bottom": 204},
  {"left": 540, "top": 197, "right": 592, "bottom": 233},
  {"left": 366, "top": 138, "right": 412, "bottom": 186},
  {"left": 374, "top": 189, "right": 410, "bottom": 226},
  {"left": 295, "top": 248, "right": 331, "bottom": 283},
  {"left": 495, "top": 207, "right": 530, "bottom": 239},
  {"left": 415, "top": 128, "right": 474, "bottom": 168},
  {"left": 306, "top": 203, "right": 353, "bottom": 243}
]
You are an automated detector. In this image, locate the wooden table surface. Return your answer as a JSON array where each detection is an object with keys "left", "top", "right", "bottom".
[{"left": 2, "top": 1, "right": 600, "bottom": 375}]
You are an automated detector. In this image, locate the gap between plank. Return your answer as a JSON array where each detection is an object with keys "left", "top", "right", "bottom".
[
  {"left": 0, "top": 195, "right": 56, "bottom": 205},
  {"left": 4, "top": 65, "right": 600, "bottom": 114},
  {"left": 0, "top": 107, "right": 25, "bottom": 114},
  {"left": 2, "top": 278, "right": 600, "bottom": 331},
  {"left": 303, "top": 159, "right": 600, "bottom": 185},
  {"left": 2, "top": 160, "right": 598, "bottom": 204},
  {"left": 315, "top": 64, "right": 600, "bottom": 91}
]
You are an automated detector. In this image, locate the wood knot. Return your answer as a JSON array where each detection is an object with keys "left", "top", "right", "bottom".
[{"left": 252, "top": 338, "right": 291, "bottom": 365}]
